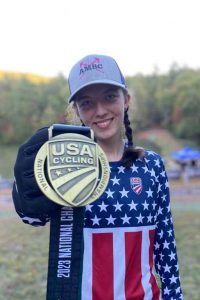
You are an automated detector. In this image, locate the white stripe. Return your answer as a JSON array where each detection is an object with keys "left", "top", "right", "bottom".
[
  {"left": 82, "top": 225, "right": 156, "bottom": 300},
  {"left": 22, "top": 216, "right": 43, "bottom": 224},
  {"left": 83, "top": 225, "right": 156, "bottom": 235},
  {"left": 113, "top": 230, "right": 126, "bottom": 300},
  {"left": 141, "top": 228, "right": 153, "bottom": 300},
  {"left": 81, "top": 229, "right": 92, "bottom": 300}
]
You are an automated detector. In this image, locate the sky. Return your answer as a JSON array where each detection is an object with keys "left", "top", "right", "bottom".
[{"left": 0, "top": 0, "right": 200, "bottom": 78}]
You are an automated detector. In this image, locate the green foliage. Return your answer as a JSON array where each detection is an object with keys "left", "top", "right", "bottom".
[
  {"left": 0, "top": 73, "right": 69, "bottom": 144},
  {"left": 127, "top": 67, "right": 200, "bottom": 147},
  {"left": 0, "top": 67, "right": 200, "bottom": 147},
  {"left": 172, "top": 70, "right": 200, "bottom": 141}
]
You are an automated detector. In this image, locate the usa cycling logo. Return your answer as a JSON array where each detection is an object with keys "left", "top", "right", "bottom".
[
  {"left": 130, "top": 177, "right": 142, "bottom": 195},
  {"left": 79, "top": 57, "right": 104, "bottom": 77}
]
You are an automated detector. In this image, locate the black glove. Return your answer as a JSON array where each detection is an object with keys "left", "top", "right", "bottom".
[{"left": 12, "top": 127, "right": 60, "bottom": 219}]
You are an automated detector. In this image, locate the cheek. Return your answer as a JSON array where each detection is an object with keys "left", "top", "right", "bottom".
[
  {"left": 115, "top": 105, "right": 125, "bottom": 120},
  {"left": 78, "top": 110, "right": 93, "bottom": 126}
]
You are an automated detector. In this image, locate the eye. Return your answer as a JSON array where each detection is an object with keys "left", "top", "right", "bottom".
[
  {"left": 79, "top": 100, "right": 89, "bottom": 107},
  {"left": 105, "top": 92, "right": 118, "bottom": 102},
  {"left": 77, "top": 98, "right": 93, "bottom": 109}
]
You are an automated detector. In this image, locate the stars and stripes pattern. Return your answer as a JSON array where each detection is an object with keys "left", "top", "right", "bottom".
[
  {"left": 82, "top": 151, "right": 183, "bottom": 299},
  {"left": 17, "top": 150, "right": 183, "bottom": 299}
]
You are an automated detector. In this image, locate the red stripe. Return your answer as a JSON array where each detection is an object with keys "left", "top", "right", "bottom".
[
  {"left": 92, "top": 233, "right": 114, "bottom": 300},
  {"left": 149, "top": 230, "right": 160, "bottom": 300},
  {"left": 125, "top": 232, "right": 144, "bottom": 299},
  {"left": 134, "top": 186, "right": 141, "bottom": 193}
]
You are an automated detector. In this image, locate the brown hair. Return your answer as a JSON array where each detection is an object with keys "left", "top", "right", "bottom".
[{"left": 121, "top": 107, "right": 144, "bottom": 167}]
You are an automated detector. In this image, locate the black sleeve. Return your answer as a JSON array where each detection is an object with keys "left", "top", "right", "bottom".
[{"left": 12, "top": 127, "right": 61, "bottom": 223}]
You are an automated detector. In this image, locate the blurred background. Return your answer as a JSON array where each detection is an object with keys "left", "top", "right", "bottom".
[{"left": 0, "top": 0, "right": 200, "bottom": 299}]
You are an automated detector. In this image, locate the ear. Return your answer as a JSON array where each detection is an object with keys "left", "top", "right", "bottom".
[{"left": 124, "top": 92, "right": 130, "bottom": 111}]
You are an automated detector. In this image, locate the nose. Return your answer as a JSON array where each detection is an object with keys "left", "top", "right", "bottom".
[{"left": 95, "top": 100, "right": 107, "bottom": 117}]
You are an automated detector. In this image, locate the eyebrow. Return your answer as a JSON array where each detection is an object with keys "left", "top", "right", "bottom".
[
  {"left": 75, "top": 94, "right": 90, "bottom": 101},
  {"left": 103, "top": 86, "right": 119, "bottom": 92}
]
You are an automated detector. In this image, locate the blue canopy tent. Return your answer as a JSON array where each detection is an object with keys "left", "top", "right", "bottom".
[
  {"left": 171, "top": 146, "right": 200, "bottom": 179},
  {"left": 171, "top": 146, "right": 200, "bottom": 161}
]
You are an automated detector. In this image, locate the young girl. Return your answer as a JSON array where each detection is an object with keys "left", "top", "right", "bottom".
[{"left": 13, "top": 54, "right": 183, "bottom": 299}]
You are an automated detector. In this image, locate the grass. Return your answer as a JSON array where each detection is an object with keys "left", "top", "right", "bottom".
[
  {"left": 0, "top": 212, "right": 49, "bottom": 300},
  {"left": 0, "top": 145, "right": 19, "bottom": 178},
  {"left": 0, "top": 204, "right": 199, "bottom": 299},
  {"left": 173, "top": 210, "right": 200, "bottom": 300}
]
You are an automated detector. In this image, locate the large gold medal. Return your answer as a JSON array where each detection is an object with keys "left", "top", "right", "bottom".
[{"left": 34, "top": 131, "right": 110, "bottom": 207}]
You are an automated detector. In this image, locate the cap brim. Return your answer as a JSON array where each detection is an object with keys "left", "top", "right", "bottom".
[{"left": 67, "top": 79, "right": 126, "bottom": 103}]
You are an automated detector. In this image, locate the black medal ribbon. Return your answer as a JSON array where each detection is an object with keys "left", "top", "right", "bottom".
[
  {"left": 46, "top": 124, "right": 91, "bottom": 300},
  {"left": 50, "top": 123, "right": 92, "bottom": 139},
  {"left": 46, "top": 206, "right": 85, "bottom": 300}
]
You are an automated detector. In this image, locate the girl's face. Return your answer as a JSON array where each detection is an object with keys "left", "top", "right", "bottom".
[{"left": 73, "top": 84, "right": 130, "bottom": 144}]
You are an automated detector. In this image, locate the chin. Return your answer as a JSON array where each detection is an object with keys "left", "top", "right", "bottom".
[{"left": 95, "top": 131, "right": 118, "bottom": 143}]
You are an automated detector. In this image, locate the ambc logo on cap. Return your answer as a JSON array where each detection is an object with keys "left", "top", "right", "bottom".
[{"left": 79, "top": 57, "right": 104, "bottom": 77}]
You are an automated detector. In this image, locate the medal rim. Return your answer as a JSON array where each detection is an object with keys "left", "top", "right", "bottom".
[{"left": 34, "top": 133, "right": 110, "bottom": 207}]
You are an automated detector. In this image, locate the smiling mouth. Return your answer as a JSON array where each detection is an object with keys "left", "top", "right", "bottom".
[{"left": 94, "top": 118, "right": 113, "bottom": 129}]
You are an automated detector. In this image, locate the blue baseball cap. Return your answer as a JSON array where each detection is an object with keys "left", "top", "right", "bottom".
[{"left": 67, "top": 54, "right": 127, "bottom": 102}]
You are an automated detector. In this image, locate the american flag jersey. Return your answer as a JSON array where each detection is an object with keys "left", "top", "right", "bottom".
[{"left": 19, "top": 150, "right": 183, "bottom": 300}]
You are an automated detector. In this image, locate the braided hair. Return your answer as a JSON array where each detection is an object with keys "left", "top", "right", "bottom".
[{"left": 121, "top": 108, "right": 144, "bottom": 167}]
